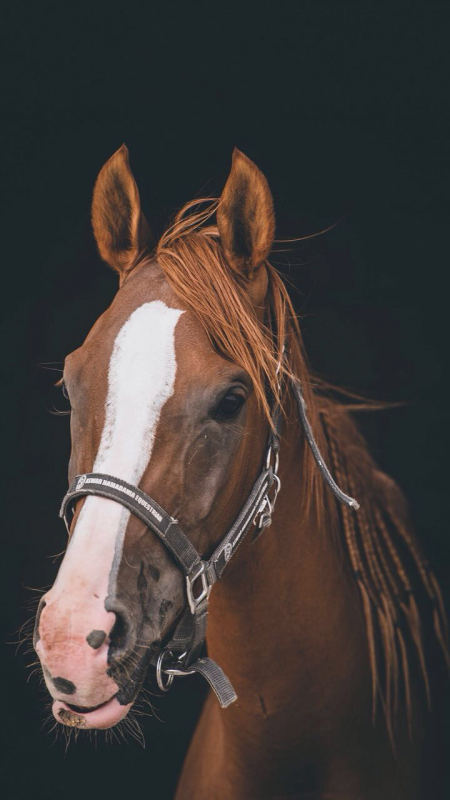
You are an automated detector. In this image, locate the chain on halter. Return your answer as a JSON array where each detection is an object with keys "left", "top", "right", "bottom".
[{"left": 59, "top": 357, "right": 359, "bottom": 709}]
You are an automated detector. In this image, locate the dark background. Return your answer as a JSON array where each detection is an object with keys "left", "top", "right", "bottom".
[{"left": 1, "top": 2, "right": 449, "bottom": 798}]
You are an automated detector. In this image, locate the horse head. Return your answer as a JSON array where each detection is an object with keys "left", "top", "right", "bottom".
[{"left": 34, "top": 145, "right": 279, "bottom": 730}]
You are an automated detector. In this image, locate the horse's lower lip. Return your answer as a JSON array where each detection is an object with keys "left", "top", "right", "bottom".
[{"left": 53, "top": 695, "right": 132, "bottom": 729}]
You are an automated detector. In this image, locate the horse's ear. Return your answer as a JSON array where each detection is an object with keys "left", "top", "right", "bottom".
[
  {"left": 217, "top": 148, "right": 275, "bottom": 307},
  {"left": 91, "top": 144, "right": 154, "bottom": 278}
]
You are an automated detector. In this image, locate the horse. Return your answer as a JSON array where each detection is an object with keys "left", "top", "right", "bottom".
[{"left": 33, "top": 145, "right": 448, "bottom": 799}]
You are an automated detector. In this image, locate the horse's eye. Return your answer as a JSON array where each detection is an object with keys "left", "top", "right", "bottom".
[
  {"left": 61, "top": 380, "right": 70, "bottom": 402},
  {"left": 213, "top": 392, "right": 246, "bottom": 421}
]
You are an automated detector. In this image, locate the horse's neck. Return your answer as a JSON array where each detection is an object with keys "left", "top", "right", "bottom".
[{"left": 206, "top": 406, "right": 371, "bottom": 746}]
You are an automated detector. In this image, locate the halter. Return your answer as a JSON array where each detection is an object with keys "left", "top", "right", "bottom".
[{"left": 59, "top": 374, "right": 359, "bottom": 709}]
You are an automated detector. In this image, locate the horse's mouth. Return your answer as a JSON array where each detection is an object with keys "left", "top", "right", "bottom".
[
  {"left": 66, "top": 699, "right": 113, "bottom": 714},
  {"left": 53, "top": 694, "right": 133, "bottom": 729},
  {"left": 49, "top": 641, "right": 161, "bottom": 730}
]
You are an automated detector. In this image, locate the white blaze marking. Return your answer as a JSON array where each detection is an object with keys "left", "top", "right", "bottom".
[{"left": 53, "top": 301, "right": 184, "bottom": 601}]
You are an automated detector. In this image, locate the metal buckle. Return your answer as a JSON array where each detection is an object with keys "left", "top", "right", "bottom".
[
  {"left": 186, "top": 561, "right": 211, "bottom": 615},
  {"left": 254, "top": 494, "right": 273, "bottom": 531},
  {"left": 258, "top": 386, "right": 282, "bottom": 532},
  {"left": 253, "top": 471, "right": 282, "bottom": 533}
]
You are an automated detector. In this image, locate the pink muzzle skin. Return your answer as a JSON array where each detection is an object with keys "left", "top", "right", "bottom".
[{"left": 36, "top": 590, "right": 131, "bottom": 727}]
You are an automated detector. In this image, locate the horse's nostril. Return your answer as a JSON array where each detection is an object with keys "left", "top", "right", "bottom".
[
  {"left": 110, "top": 613, "right": 129, "bottom": 652},
  {"left": 105, "top": 600, "right": 133, "bottom": 659}
]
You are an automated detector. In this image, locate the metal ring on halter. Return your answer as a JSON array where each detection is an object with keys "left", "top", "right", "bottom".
[
  {"left": 265, "top": 446, "right": 279, "bottom": 475},
  {"left": 156, "top": 649, "right": 175, "bottom": 692},
  {"left": 163, "top": 651, "right": 192, "bottom": 677},
  {"left": 273, "top": 452, "right": 279, "bottom": 476},
  {"left": 164, "top": 666, "right": 193, "bottom": 677}
]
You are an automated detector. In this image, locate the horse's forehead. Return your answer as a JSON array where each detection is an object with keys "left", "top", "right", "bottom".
[{"left": 72, "top": 263, "right": 210, "bottom": 376}]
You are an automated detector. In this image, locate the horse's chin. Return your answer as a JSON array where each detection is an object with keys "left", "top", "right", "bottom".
[{"left": 53, "top": 695, "right": 133, "bottom": 730}]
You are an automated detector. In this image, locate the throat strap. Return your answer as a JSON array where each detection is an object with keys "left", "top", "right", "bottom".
[{"left": 291, "top": 379, "right": 360, "bottom": 510}]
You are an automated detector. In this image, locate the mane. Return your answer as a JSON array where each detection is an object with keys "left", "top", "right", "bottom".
[{"left": 155, "top": 198, "right": 449, "bottom": 739}]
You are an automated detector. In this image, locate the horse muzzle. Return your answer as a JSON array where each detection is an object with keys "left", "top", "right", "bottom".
[{"left": 34, "top": 589, "right": 141, "bottom": 728}]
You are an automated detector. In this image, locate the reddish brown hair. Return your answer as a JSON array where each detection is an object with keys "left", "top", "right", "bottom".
[{"left": 154, "top": 197, "right": 449, "bottom": 738}]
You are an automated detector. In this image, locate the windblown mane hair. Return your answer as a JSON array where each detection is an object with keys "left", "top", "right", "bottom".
[{"left": 155, "top": 198, "right": 449, "bottom": 738}]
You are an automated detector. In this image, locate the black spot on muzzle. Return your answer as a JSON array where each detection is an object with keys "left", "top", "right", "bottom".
[
  {"left": 52, "top": 677, "right": 76, "bottom": 695},
  {"left": 86, "top": 629, "right": 107, "bottom": 649}
]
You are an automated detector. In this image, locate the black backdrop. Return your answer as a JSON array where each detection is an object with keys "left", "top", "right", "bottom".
[{"left": 1, "top": 2, "right": 449, "bottom": 798}]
